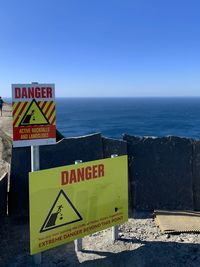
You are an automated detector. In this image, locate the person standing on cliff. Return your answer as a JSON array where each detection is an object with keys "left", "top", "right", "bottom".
[{"left": 0, "top": 96, "right": 4, "bottom": 116}]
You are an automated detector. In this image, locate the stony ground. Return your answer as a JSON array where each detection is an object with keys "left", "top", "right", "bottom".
[
  {"left": 0, "top": 103, "right": 12, "bottom": 137},
  {"left": 1, "top": 104, "right": 200, "bottom": 266},
  {"left": 1, "top": 212, "right": 200, "bottom": 267},
  {"left": 0, "top": 103, "right": 12, "bottom": 177}
]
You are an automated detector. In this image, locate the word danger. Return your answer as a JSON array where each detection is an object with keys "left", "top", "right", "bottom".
[
  {"left": 14, "top": 87, "right": 53, "bottom": 99},
  {"left": 61, "top": 164, "right": 105, "bottom": 186}
]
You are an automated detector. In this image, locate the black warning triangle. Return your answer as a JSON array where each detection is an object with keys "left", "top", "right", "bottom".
[
  {"left": 19, "top": 99, "right": 50, "bottom": 126},
  {"left": 40, "top": 190, "right": 82, "bottom": 233}
]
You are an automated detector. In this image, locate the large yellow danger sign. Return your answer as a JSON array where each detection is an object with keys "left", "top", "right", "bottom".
[{"left": 29, "top": 156, "right": 128, "bottom": 255}]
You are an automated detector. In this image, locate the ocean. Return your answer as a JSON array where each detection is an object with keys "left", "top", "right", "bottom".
[
  {"left": 56, "top": 97, "right": 200, "bottom": 139},
  {"left": 5, "top": 97, "right": 200, "bottom": 139}
]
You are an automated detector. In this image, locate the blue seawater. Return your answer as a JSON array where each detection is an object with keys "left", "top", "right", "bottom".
[
  {"left": 55, "top": 97, "right": 200, "bottom": 139},
  {"left": 5, "top": 97, "right": 200, "bottom": 139}
]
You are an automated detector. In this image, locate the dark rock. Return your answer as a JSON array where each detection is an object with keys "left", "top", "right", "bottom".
[
  {"left": 102, "top": 137, "right": 127, "bottom": 158},
  {"left": 9, "top": 145, "right": 31, "bottom": 217},
  {"left": 0, "top": 173, "right": 8, "bottom": 219},
  {"left": 56, "top": 129, "right": 64, "bottom": 142},
  {"left": 102, "top": 137, "right": 131, "bottom": 216},
  {"left": 123, "top": 135, "right": 193, "bottom": 211},
  {"left": 40, "top": 133, "right": 103, "bottom": 170},
  {"left": 192, "top": 140, "right": 200, "bottom": 210}
]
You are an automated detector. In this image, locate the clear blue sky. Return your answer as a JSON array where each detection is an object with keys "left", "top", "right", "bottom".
[{"left": 1, "top": 0, "right": 200, "bottom": 97}]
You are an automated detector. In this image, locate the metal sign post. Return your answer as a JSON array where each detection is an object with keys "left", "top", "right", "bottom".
[
  {"left": 111, "top": 154, "right": 119, "bottom": 241},
  {"left": 31, "top": 145, "right": 42, "bottom": 265},
  {"left": 74, "top": 160, "right": 83, "bottom": 252}
]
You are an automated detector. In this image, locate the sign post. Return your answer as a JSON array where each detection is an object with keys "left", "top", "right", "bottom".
[
  {"left": 31, "top": 145, "right": 41, "bottom": 264},
  {"left": 12, "top": 83, "right": 56, "bottom": 265},
  {"left": 111, "top": 154, "right": 119, "bottom": 241},
  {"left": 74, "top": 160, "right": 83, "bottom": 252}
]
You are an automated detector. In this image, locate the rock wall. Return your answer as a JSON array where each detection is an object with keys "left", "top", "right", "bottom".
[
  {"left": 123, "top": 135, "right": 194, "bottom": 214},
  {"left": 102, "top": 137, "right": 127, "bottom": 158},
  {"left": 0, "top": 173, "right": 8, "bottom": 219},
  {"left": 2, "top": 132, "right": 200, "bottom": 219},
  {"left": 192, "top": 141, "right": 200, "bottom": 210}
]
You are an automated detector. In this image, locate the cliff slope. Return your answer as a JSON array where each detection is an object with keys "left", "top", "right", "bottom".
[{"left": 0, "top": 103, "right": 12, "bottom": 177}]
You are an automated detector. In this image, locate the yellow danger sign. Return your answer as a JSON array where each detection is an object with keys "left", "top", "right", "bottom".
[
  {"left": 29, "top": 156, "right": 128, "bottom": 255},
  {"left": 19, "top": 99, "right": 49, "bottom": 126}
]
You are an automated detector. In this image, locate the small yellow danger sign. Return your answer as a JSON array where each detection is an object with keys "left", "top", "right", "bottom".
[{"left": 29, "top": 156, "right": 128, "bottom": 255}]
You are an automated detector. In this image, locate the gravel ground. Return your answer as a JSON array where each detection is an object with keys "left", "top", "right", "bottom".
[{"left": 1, "top": 212, "right": 200, "bottom": 267}]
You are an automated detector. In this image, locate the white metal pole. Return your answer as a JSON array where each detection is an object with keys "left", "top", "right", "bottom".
[
  {"left": 31, "top": 146, "right": 40, "bottom": 172},
  {"left": 111, "top": 154, "right": 119, "bottom": 241},
  {"left": 31, "top": 145, "right": 42, "bottom": 264},
  {"left": 74, "top": 160, "right": 83, "bottom": 252}
]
